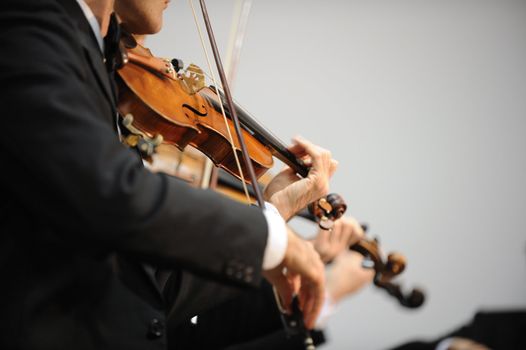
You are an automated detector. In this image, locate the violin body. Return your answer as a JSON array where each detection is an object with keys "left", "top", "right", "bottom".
[{"left": 117, "top": 45, "right": 273, "bottom": 181}]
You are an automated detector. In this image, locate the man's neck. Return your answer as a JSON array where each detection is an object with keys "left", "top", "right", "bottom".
[{"left": 83, "top": 0, "right": 115, "bottom": 36}]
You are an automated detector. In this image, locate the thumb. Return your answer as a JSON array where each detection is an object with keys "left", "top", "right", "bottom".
[{"left": 270, "top": 272, "right": 294, "bottom": 313}]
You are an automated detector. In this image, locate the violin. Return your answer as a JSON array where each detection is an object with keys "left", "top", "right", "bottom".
[
  {"left": 348, "top": 226, "right": 425, "bottom": 309},
  {"left": 117, "top": 41, "right": 309, "bottom": 180},
  {"left": 117, "top": 45, "right": 271, "bottom": 180},
  {"left": 116, "top": 40, "right": 347, "bottom": 228}
]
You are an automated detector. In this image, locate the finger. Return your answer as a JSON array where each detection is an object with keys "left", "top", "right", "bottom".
[
  {"left": 333, "top": 229, "right": 350, "bottom": 258},
  {"left": 291, "top": 136, "right": 331, "bottom": 170},
  {"left": 300, "top": 286, "right": 314, "bottom": 326},
  {"left": 330, "top": 220, "right": 342, "bottom": 245},
  {"left": 297, "top": 280, "right": 308, "bottom": 312},
  {"left": 316, "top": 227, "right": 331, "bottom": 244},
  {"left": 287, "top": 142, "right": 308, "bottom": 158},
  {"left": 338, "top": 218, "right": 354, "bottom": 246},
  {"left": 303, "top": 243, "right": 325, "bottom": 329},
  {"left": 273, "top": 274, "right": 294, "bottom": 313},
  {"left": 303, "top": 282, "right": 324, "bottom": 329},
  {"left": 287, "top": 138, "right": 313, "bottom": 159},
  {"left": 288, "top": 273, "right": 301, "bottom": 295},
  {"left": 314, "top": 229, "right": 331, "bottom": 261},
  {"left": 347, "top": 217, "right": 365, "bottom": 246},
  {"left": 301, "top": 158, "right": 313, "bottom": 168},
  {"left": 329, "top": 159, "right": 339, "bottom": 177},
  {"left": 288, "top": 148, "right": 313, "bottom": 168},
  {"left": 328, "top": 221, "right": 344, "bottom": 259}
]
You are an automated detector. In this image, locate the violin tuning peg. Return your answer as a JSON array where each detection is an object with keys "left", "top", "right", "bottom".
[
  {"left": 360, "top": 223, "right": 369, "bottom": 233},
  {"left": 123, "top": 113, "right": 134, "bottom": 127},
  {"left": 407, "top": 288, "right": 425, "bottom": 308},
  {"left": 152, "top": 134, "right": 164, "bottom": 147},
  {"left": 325, "top": 193, "right": 347, "bottom": 219},
  {"left": 171, "top": 58, "right": 184, "bottom": 72},
  {"left": 317, "top": 198, "right": 332, "bottom": 215},
  {"left": 386, "top": 252, "right": 406, "bottom": 276}
]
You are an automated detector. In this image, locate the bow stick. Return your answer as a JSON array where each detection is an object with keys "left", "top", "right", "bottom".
[{"left": 190, "top": 1, "right": 316, "bottom": 348}]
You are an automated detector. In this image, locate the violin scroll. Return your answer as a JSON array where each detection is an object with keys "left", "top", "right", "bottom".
[
  {"left": 308, "top": 193, "right": 347, "bottom": 229},
  {"left": 349, "top": 229, "right": 425, "bottom": 309},
  {"left": 385, "top": 252, "right": 406, "bottom": 277}
]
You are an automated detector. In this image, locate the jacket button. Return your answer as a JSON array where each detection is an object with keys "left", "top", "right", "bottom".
[
  {"left": 147, "top": 318, "right": 164, "bottom": 339},
  {"left": 244, "top": 274, "right": 253, "bottom": 283}
]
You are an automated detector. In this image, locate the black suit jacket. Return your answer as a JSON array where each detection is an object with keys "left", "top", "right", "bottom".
[
  {"left": 168, "top": 280, "right": 326, "bottom": 350},
  {"left": 0, "top": 0, "right": 268, "bottom": 348}
]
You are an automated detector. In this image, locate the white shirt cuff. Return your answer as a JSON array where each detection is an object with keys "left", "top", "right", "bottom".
[
  {"left": 435, "top": 338, "right": 454, "bottom": 350},
  {"left": 262, "top": 202, "right": 288, "bottom": 270}
]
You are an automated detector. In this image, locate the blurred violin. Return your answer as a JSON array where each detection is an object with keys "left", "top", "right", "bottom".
[
  {"left": 212, "top": 163, "right": 425, "bottom": 308},
  {"left": 351, "top": 225, "right": 425, "bottom": 309},
  {"left": 146, "top": 143, "right": 425, "bottom": 309}
]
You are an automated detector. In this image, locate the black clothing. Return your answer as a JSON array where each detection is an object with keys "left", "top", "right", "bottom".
[
  {"left": 390, "top": 310, "right": 526, "bottom": 350},
  {"left": 169, "top": 281, "right": 326, "bottom": 350},
  {"left": 0, "top": 0, "right": 268, "bottom": 348}
]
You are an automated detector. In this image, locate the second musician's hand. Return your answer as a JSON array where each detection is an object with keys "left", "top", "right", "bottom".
[
  {"left": 264, "top": 136, "right": 338, "bottom": 221},
  {"left": 313, "top": 216, "right": 365, "bottom": 263}
]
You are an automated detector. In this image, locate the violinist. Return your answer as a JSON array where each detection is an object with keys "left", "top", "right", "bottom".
[{"left": 0, "top": 1, "right": 336, "bottom": 349}]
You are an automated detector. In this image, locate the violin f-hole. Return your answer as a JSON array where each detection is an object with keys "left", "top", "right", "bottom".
[{"left": 182, "top": 103, "right": 208, "bottom": 117}]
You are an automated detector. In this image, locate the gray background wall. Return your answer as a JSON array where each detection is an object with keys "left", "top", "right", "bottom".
[{"left": 148, "top": 1, "right": 526, "bottom": 349}]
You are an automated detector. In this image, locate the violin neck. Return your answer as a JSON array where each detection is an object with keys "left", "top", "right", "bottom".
[{"left": 207, "top": 87, "right": 309, "bottom": 178}]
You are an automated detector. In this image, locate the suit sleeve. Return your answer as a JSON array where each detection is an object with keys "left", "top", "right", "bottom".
[{"left": 0, "top": 0, "right": 267, "bottom": 287}]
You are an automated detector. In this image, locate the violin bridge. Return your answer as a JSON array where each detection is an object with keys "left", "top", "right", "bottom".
[{"left": 180, "top": 63, "right": 205, "bottom": 95}]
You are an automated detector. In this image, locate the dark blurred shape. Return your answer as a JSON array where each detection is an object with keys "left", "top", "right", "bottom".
[
  {"left": 390, "top": 310, "right": 526, "bottom": 350},
  {"left": 375, "top": 279, "right": 425, "bottom": 309}
]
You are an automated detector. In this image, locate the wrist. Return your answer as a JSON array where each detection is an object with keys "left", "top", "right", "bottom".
[
  {"left": 269, "top": 193, "right": 294, "bottom": 221},
  {"left": 282, "top": 228, "right": 299, "bottom": 266},
  {"left": 325, "top": 264, "right": 349, "bottom": 304}
]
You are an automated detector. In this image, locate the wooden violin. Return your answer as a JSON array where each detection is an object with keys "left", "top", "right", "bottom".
[
  {"left": 115, "top": 40, "right": 347, "bottom": 228},
  {"left": 117, "top": 41, "right": 313, "bottom": 180},
  {"left": 116, "top": 43, "right": 271, "bottom": 180},
  {"left": 351, "top": 225, "right": 425, "bottom": 309}
]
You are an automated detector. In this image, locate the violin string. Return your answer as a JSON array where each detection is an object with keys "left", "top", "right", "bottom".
[
  {"left": 200, "top": 79, "right": 291, "bottom": 155},
  {"left": 188, "top": 0, "right": 251, "bottom": 203}
]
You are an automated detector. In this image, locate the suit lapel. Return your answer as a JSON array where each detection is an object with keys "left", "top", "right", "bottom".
[
  {"left": 55, "top": 0, "right": 165, "bottom": 301},
  {"left": 78, "top": 31, "right": 117, "bottom": 109},
  {"left": 55, "top": 0, "right": 116, "bottom": 111}
]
